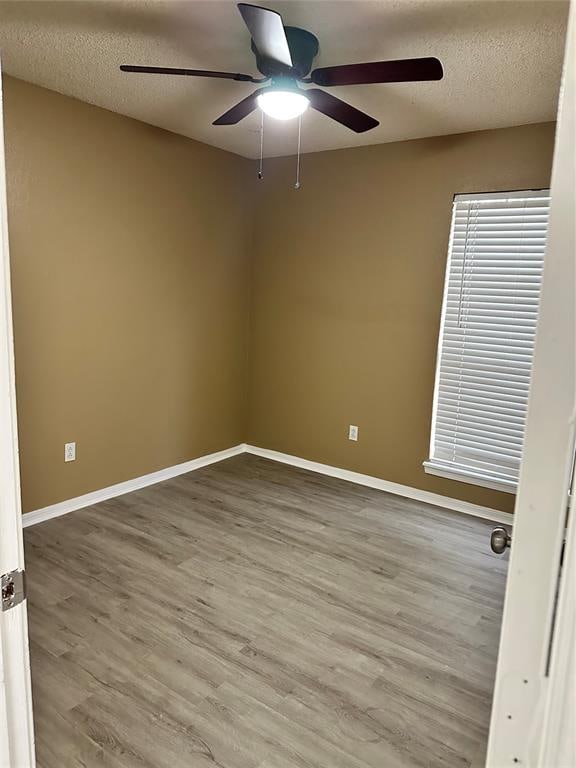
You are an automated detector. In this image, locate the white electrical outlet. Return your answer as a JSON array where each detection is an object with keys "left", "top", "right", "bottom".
[
  {"left": 348, "top": 425, "right": 359, "bottom": 441},
  {"left": 64, "top": 442, "right": 76, "bottom": 462}
]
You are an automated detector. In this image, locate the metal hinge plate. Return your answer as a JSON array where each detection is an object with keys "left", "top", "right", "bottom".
[{"left": 1, "top": 569, "right": 26, "bottom": 612}]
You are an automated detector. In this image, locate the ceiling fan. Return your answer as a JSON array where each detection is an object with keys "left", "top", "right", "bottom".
[{"left": 120, "top": 3, "right": 444, "bottom": 134}]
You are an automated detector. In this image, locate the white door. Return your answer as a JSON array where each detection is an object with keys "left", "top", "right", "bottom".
[
  {"left": 0, "top": 61, "right": 36, "bottom": 768},
  {"left": 486, "top": 4, "right": 575, "bottom": 766}
]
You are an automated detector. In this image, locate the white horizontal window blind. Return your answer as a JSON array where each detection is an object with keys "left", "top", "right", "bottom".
[{"left": 425, "top": 190, "right": 550, "bottom": 493}]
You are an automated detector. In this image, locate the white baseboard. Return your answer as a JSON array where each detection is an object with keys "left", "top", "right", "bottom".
[
  {"left": 23, "top": 441, "right": 513, "bottom": 529},
  {"left": 244, "top": 445, "right": 514, "bottom": 526},
  {"left": 22, "top": 444, "right": 245, "bottom": 528}
]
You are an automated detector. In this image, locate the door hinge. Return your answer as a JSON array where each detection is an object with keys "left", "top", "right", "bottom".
[{"left": 1, "top": 569, "right": 26, "bottom": 611}]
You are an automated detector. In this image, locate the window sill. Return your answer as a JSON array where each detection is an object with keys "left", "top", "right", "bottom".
[{"left": 423, "top": 461, "right": 517, "bottom": 494}]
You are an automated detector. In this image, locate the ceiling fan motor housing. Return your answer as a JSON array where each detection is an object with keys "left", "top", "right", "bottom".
[{"left": 252, "top": 26, "right": 319, "bottom": 79}]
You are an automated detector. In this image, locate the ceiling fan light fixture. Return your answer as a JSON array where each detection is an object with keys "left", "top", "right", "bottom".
[
  {"left": 121, "top": 5, "right": 443, "bottom": 133},
  {"left": 257, "top": 90, "right": 309, "bottom": 120}
]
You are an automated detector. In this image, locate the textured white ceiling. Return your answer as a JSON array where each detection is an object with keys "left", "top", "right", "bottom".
[{"left": 0, "top": 0, "right": 569, "bottom": 158}]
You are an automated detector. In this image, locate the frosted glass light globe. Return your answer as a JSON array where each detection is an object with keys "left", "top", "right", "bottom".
[{"left": 257, "top": 90, "right": 310, "bottom": 120}]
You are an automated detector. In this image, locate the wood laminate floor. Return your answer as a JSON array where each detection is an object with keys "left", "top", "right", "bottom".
[{"left": 24, "top": 454, "right": 508, "bottom": 768}]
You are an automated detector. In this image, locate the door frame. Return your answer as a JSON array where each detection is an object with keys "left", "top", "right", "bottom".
[
  {"left": 539, "top": 488, "right": 576, "bottom": 765},
  {"left": 0, "top": 59, "right": 36, "bottom": 768}
]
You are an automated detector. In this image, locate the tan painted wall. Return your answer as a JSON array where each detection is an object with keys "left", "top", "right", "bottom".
[
  {"left": 4, "top": 76, "right": 252, "bottom": 513},
  {"left": 248, "top": 123, "right": 556, "bottom": 514},
  {"left": 3, "top": 74, "right": 555, "bottom": 515}
]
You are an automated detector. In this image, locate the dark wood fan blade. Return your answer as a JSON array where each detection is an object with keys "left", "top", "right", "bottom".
[
  {"left": 307, "top": 89, "right": 379, "bottom": 133},
  {"left": 237, "top": 4, "right": 292, "bottom": 68},
  {"left": 120, "top": 65, "right": 257, "bottom": 82},
  {"left": 213, "top": 88, "right": 267, "bottom": 125},
  {"left": 310, "top": 57, "right": 443, "bottom": 86}
]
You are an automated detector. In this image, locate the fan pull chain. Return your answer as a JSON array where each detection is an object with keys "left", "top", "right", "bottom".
[
  {"left": 294, "top": 113, "right": 302, "bottom": 190},
  {"left": 258, "top": 110, "right": 264, "bottom": 180}
]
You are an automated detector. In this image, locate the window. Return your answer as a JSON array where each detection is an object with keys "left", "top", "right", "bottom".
[{"left": 424, "top": 190, "right": 550, "bottom": 493}]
